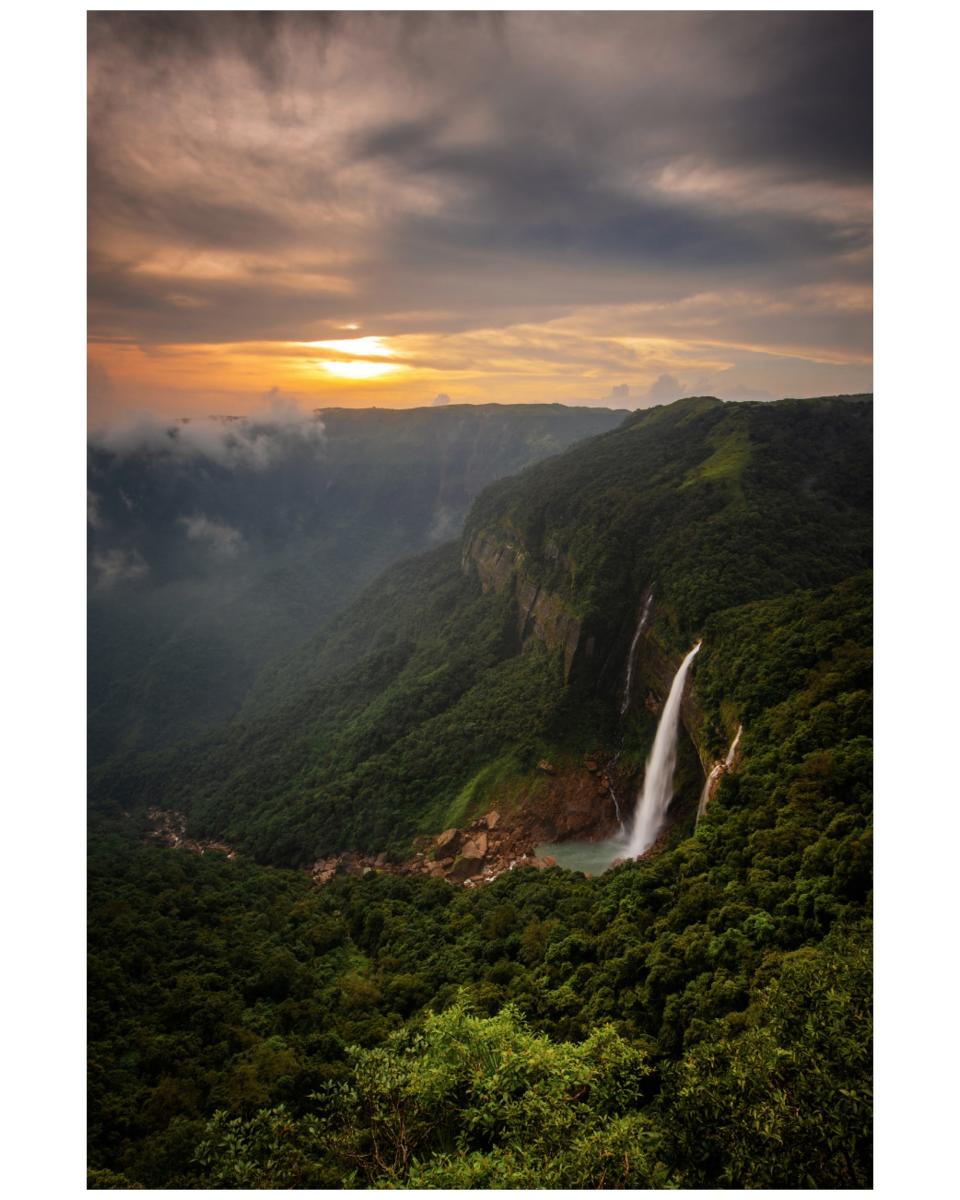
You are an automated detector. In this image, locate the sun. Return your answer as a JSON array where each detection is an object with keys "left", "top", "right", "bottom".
[
  {"left": 303, "top": 336, "right": 402, "bottom": 381},
  {"left": 321, "top": 359, "right": 398, "bottom": 380}
]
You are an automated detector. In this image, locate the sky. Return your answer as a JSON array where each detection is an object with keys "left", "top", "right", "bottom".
[{"left": 88, "top": 10, "right": 872, "bottom": 422}]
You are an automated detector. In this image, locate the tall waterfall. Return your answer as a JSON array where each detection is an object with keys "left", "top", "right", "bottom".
[
  {"left": 626, "top": 641, "right": 701, "bottom": 856},
  {"left": 620, "top": 593, "right": 654, "bottom": 715}
]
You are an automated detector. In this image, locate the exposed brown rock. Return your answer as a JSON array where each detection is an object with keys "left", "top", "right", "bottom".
[
  {"left": 298, "top": 736, "right": 684, "bottom": 892},
  {"left": 435, "top": 828, "right": 463, "bottom": 855},
  {"left": 447, "top": 854, "right": 480, "bottom": 883},
  {"left": 459, "top": 838, "right": 481, "bottom": 860},
  {"left": 146, "top": 808, "right": 238, "bottom": 860}
]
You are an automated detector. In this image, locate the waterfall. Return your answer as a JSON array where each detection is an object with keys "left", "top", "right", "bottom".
[
  {"left": 620, "top": 592, "right": 654, "bottom": 715},
  {"left": 695, "top": 724, "right": 743, "bottom": 829},
  {"left": 626, "top": 641, "right": 701, "bottom": 857},
  {"left": 724, "top": 725, "right": 742, "bottom": 769},
  {"left": 608, "top": 779, "right": 623, "bottom": 827},
  {"left": 697, "top": 763, "right": 724, "bottom": 822}
]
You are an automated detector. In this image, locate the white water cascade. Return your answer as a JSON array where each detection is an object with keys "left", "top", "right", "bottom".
[
  {"left": 620, "top": 593, "right": 654, "bottom": 715},
  {"left": 696, "top": 724, "right": 743, "bottom": 827},
  {"left": 725, "top": 725, "right": 743, "bottom": 769},
  {"left": 697, "top": 763, "right": 724, "bottom": 822},
  {"left": 626, "top": 641, "right": 701, "bottom": 857}
]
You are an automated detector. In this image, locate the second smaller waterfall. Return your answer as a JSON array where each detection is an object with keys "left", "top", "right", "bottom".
[
  {"left": 620, "top": 593, "right": 653, "bottom": 715},
  {"left": 697, "top": 763, "right": 724, "bottom": 822},
  {"left": 696, "top": 724, "right": 743, "bottom": 828}
]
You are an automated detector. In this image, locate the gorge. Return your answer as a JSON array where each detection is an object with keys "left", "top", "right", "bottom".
[{"left": 88, "top": 395, "right": 873, "bottom": 1189}]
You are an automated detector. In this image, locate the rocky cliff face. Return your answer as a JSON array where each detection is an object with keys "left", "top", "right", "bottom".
[
  {"left": 463, "top": 532, "right": 583, "bottom": 681},
  {"left": 464, "top": 528, "right": 711, "bottom": 772}
]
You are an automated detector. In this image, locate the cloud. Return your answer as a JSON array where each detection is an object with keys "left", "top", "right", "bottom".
[
  {"left": 91, "top": 393, "right": 326, "bottom": 466},
  {"left": 581, "top": 369, "right": 782, "bottom": 411},
  {"left": 93, "top": 548, "right": 149, "bottom": 589},
  {"left": 179, "top": 515, "right": 244, "bottom": 558},
  {"left": 87, "top": 12, "right": 871, "bottom": 408},
  {"left": 431, "top": 393, "right": 451, "bottom": 406},
  {"left": 640, "top": 373, "right": 776, "bottom": 406},
  {"left": 426, "top": 505, "right": 459, "bottom": 544},
  {"left": 88, "top": 489, "right": 103, "bottom": 529},
  {"left": 647, "top": 374, "right": 686, "bottom": 404},
  {"left": 578, "top": 383, "right": 633, "bottom": 411}
]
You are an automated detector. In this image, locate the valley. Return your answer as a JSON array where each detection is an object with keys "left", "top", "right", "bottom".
[{"left": 88, "top": 395, "right": 873, "bottom": 1189}]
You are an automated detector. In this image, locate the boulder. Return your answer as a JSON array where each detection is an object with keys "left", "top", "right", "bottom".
[
  {"left": 485, "top": 810, "right": 501, "bottom": 830},
  {"left": 447, "top": 854, "right": 481, "bottom": 883},
  {"left": 459, "top": 837, "right": 485, "bottom": 861},
  {"left": 435, "top": 828, "right": 463, "bottom": 855},
  {"left": 537, "top": 760, "right": 557, "bottom": 775}
]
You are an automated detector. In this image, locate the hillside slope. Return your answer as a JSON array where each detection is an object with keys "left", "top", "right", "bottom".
[
  {"left": 88, "top": 393, "right": 872, "bottom": 1189},
  {"left": 92, "top": 395, "right": 871, "bottom": 868}
]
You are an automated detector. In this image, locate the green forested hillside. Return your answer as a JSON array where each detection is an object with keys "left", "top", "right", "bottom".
[
  {"left": 92, "top": 395, "right": 871, "bottom": 866},
  {"left": 89, "top": 571, "right": 870, "bottom": 1185},
  {"left": 466, "top": 394, "right": 872, "bottom": 637},
  {"left": 88, "top": 395, "right": 872, "bottom": 1188}
]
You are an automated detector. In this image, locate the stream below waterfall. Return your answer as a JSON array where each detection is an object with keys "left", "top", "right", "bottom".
[{"left": 534, "top": 836, "right": 629, "bottom": 876}]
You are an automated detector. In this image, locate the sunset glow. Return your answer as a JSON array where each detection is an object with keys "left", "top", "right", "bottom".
[{"left": 88, "top": 12, "right": 872, "bottom": 422}]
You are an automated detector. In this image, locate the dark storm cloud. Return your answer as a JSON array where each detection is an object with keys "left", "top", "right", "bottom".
[
  {"left": 354, "top": 12, "right": 872, "bottom": 181},
  {"left": 720, "top": 12, "right": 873, "bottom": 182},
  {"left": 365, "top": 131, "right": 867, "bottom": 267},
  {"left": 87, "top": 11, "right": 338, "bottom": 92}
]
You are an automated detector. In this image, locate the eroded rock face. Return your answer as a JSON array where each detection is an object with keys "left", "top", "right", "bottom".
[
  {"left": 435, "top": 828, "right": 463, "bottom": 855},
  {"left": 463, "top": 532, "right": 582, "bottom": 681},
  {"left": 447, "top": 854, "right": 481, "bottom": 883},
  {"left": 146, "top": 808, "right": 237, "bottom": 860},
  {"left": 305, "top": 749, "right": 632, "bottom": 891}
]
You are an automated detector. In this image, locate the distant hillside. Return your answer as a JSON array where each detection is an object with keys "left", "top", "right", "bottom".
[{"left": 88, "top": 403, "right": 623, "bottom": 764}]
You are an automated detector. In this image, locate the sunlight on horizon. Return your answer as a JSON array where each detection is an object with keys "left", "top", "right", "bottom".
[{"left": 304, "top": 336, "right": 403, "bottom": 381}]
